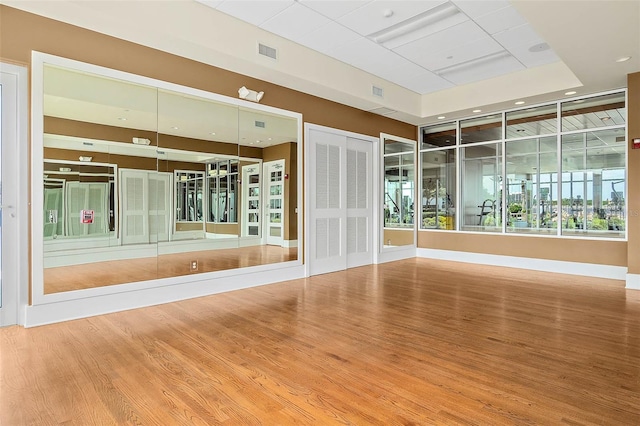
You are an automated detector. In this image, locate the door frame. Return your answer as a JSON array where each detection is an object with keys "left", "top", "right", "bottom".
[
  {"left": 0, "top": 62, "right": 29, "bottom": 326},
  {"left": 304, "top": 123, "right": 379, "bottom": 276}
]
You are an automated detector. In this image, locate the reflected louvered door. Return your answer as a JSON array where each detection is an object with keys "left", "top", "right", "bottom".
[
  {"left": 120, "top": 169, "right": 149, "bottom": 245},
  {"left": 149, "top": 172, "right": 171, "bottom": 243},
  {"left": 346, "top": 138, "right": 373, "bottom": 268}
]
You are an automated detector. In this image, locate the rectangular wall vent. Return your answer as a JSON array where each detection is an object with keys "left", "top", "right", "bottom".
[
  {"left": 372, "top": 85, "right": 384, "bottom": 98},
  {"left": 258, "top": 43, "right": 278, "bottom": 60},
  {"left": 255, "top": 120, "right": 266, "bottom": 128}
]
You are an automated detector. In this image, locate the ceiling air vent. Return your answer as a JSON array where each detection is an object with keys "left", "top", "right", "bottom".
[
  {"left": 255, "top": 120, "right": 266, "bottom": 128},
  {"left": 372, "top": 85, "right": 384, "bottom": 98},
  {"left": 258, "top": 43, "right": 277, "bottom": 60}
]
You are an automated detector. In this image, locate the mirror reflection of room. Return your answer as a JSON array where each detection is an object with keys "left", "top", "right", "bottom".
[
  {"left": 383, "top": 137, "right": 415, "bottom": 248},
  {"left": 42, "top": 64, "right": 299, "bottom": 294}
]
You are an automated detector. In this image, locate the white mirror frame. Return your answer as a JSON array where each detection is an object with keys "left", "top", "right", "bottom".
[{"left": 29, "top": 52, "right": 304, "bottom": 325}]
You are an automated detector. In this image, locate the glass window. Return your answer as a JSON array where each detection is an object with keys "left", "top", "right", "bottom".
[
  {"left": 561, "top": 92, "right": 626, "bottom": 132},
  {"left": 560, "top": 130, "right": 625, "bottom": 237},
  {"left": 505, "top": 136, "right": 558, "bottom": 234},
  {"left": 384, "top": 153, "right": 415, "bottom": 228},
  {"left": 460, "top": 115, "right": 502, "bottom": 144},
  {"left": 506, "top": 104, "right": 557, "bottom": 139},
  {"left": 207, "top": 160, "right": 238, "bottom": 223},
  {"left": 421, "top": 122, "right": 456, "bottom": 149},
  {"left": 384, "top": 138, "right": 413, "bottom": 154},
  {"left": 461, "top": 143, "right": 502, "bottom": 232},
  {"left": 421, "top": 149, "right": 455, "bottom": 230}
]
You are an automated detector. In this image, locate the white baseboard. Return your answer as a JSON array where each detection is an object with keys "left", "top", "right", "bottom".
[
  {"left": 416, "top": 248, "right": 627, "bottom": 281},
  {"left": 626, "top": 273, "right": 640, "bottom": 290},
  {"left": 26, "top": 263, "right": 305, "bottom": 327},
  {"left": 283, "top": 239, "right": 298, "bottom": 248},
  {"left": 377, "top": 245, "right": 417, "bottom": 264}
]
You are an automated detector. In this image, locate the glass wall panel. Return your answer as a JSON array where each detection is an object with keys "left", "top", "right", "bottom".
[
  {"left": 561, "top": 92, "right": 626, "bottom": 132},
  {"left": 505, "top": 136, "right": 558, "bottom": 234},
  {"left": 506, "top": 104, "right": 557, "bottom": 139},
  {"left": 384, "top": 153, "right": 415, "bottom": 228},
  {"left": 421, "top": 122, "right": 456, "bottom": 149},
  {"left": 561, "top": 130, "right": 625, "bottom": 237},
  {"left": 421, "top": 149, "right": 455, "bottom": 230},
  {"left": 460, "top": 115, "right": 502, "bottom": 144},
  {"left": 461, "top": 143, "right": 502, "bottom": 232}
]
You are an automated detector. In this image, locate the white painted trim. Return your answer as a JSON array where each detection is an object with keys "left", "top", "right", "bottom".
[
  {"left": 283, "top": 239, "right": 298, "bottom": 248},
  {"left": 626, "top": 274, "right": 640, "bottom": 290},
  {"left": 0, "top": 62, "right": 29, "bottom": 326},
  {"left": 417, "top": 248, "right": 627, "bottom": 280},
  {"left": 25, "top": 264, "right": 305, "bottom": 327},
  {"left": 378, "top": 245, "right": 417, "bottom": 264}
]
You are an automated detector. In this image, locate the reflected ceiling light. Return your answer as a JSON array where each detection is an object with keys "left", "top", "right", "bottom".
[
  {"left": 473, "top": 109, "right": 481, "bottom": 113},
  {"left": 118, "top": 117, "right": 127, "bottom": 121},
  {"left": 615, "top": 56, "right": 631, "bottom": 62},
  {"left": 238, "top": 86, "right": 264, "bottom": 103},
  {"left": 210, "top": 132, "right": 216, "bottom": 136},
  {"left": 565, "top": 91, "right": 577, "bottom": 95},
  {"left": 515, "top": 101, "right": 525, "bottom": 105},
  {"left": 437, "top": 116, "right": 446, "bottom": 119},
  {"left": 171, "top": 126, "right": 179, "bottom": 130}
]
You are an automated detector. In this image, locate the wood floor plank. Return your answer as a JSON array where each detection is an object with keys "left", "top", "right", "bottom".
[{"left": 2, "top": 258, "right": 640, "bottom": 424}]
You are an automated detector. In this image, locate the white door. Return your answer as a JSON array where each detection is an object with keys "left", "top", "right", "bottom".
[
  {"left": 0, "top": 65, "right": 23, "bottom": 325},
  {"left": 241, "top": 164, "right": 261, "bottom": 238},
  {"left": 263, "top": 159, "right": 285, "bottom": 246},
  {"left": 149, "top": 172, "right": 171, "bottom": 243},
  {"left": 307, "top": 127, "right": 374, "bottom": 276},
  {"left": 120, "top": 169, "right": 150, "bottom": 245}
]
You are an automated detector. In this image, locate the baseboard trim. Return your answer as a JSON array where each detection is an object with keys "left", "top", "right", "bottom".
[
  {"left": 416, "top": 248, "right": 627, "bottom": 281},
  {"left": 626, "top": 273, "right": 640, "bottom": 290},
  {"left": 25, "top": 264, "right": 305, "bottom": 327}
]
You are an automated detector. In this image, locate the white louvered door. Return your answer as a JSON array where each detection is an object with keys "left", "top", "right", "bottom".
[
  {"left": 308, "top": 128, "right": 373, "bottom": 276},
  {"left": 120, "top": 169, "right": 149, "bottom": 245},
  {"left": 346, "top": 137, "right": 373, "bottom": 268}
]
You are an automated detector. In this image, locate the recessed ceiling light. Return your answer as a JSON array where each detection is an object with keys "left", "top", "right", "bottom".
[
  {"left": 473, "top": 109, "right": 481, "bottom": 113},
  {"left": 118, "top": 117, "right": 127, "bottom": 121},
  {"left": 268, "top": 137, "right": 272, "bottom": 141},
  {"left": 565, "top": 91, "right": 577, "bottom": 95},
  {"left": 171, "top": 126, "right": 179, "bottom": 130},
  {"left": 383, "top": 9, "right": 393, "bottom": 18},
  {"left": 616, "top": 56, "right": 631, "bottom": 63},
  {"left": 210, "top": 132, "right": 216, "bottom": 136},
  {"left": 601, "top": 116, "right": 611, "bottom": 121},
  {"left": 256, "top": 140, "right": 261, "bottom": 143},
  {"left": 515, "top": 101, "right": 525, "bottom": 105},
  {"left": 437, "top": 116, "right": 446, "bottom": 119}
]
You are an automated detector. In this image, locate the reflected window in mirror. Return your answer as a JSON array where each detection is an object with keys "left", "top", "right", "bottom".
[
  {"left": 175, "top": 170, "right": 205, "bottom": 223},
  {"left": 383, "top": 141, "right": 415, "bottom": 229},
  {"left": 207, "top": 160, "right": 238, "bottom": 223}
]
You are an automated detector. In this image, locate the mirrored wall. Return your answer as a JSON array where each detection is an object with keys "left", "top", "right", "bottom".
[{"left": 35, "top": 54, "right": 301, "bottom": 297}]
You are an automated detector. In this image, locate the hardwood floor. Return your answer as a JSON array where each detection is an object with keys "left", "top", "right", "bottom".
[
  {"left": 3, "top": 258, "right": 640, "bottom": 424},
  {"left": 44, "top": 245, "right": 298, "bottom": 294}
]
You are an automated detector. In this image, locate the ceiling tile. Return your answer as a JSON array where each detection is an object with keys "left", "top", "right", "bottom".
[
  {"left": 493, "top": 24, "right": 542, "bottom": 51},
  {"left": 299, "top": 0, "right": 371, "bottom": 20},
  {"left": 438, "top": 53, "right": 524, "bottom": 85},
  {"left": 215, "top": 0, "right": 295, "bottom": 27},
  {"left": 260, "top": 3, "right": 331, "bottom": 40},
  {"left": 337, "top": 0, "right": 447, "bottom": 36},
  {"left": 297, "top": 21, "right": 363, "bottom": 55},
  {"left": 413, "top": 37, "right": 503, "bottom": 71},
  {"left": 474, "top": 6, "right": 527, "bottom": 34},
  {"left": 509, "top": 44, "right": 560, "bottom": 68},
  {"left": 394, "top": 20, "right": 488, "bottom": 64},
  {"left": 330, "top": 37, "right": 397, "bottom": 76},
  {"left": 393, "top": 70, "right": 455, "bottom": 94},
  {"left": 452, "top": 0, "right": 510, "bottom": 19},
  {"left": 193, "top": 0, "right": 223, "bottom": 9}
]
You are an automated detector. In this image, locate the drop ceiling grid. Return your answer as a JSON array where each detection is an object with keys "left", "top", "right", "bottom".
[{"left": 206, "top": 0, "right": 560, "bottom": 95}]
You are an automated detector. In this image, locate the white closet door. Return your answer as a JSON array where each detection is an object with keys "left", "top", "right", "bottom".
[
  {"left": 346, "top": 137, "right": 373, "bottom": 268},
  {"left": 121, "top": 169, "right": 149, "bottom": 245},
  {"left": 309, "top": 129, "right": 347, "bottom": 275},
  {"left": 65, "top": 182, "right": 108, "bottom": 237},
  {"left": 149, "top": 172, "right": 171, "bottom": 243},
  {"left": 308, "top": 127, "right": 374, "bottom": 276}
]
